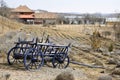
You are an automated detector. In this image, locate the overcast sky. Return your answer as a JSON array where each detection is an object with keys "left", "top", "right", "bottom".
[{"left": 5, "top": 0, "right": 120, "bottom": 13}]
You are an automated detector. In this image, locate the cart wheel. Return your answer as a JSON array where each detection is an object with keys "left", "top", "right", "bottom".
[
  {"left": 52, "top": 55, "right": 69, "bottom": 68},
  {"left": 24, "top": 48, "right": 44, "bottom": 71},
  {"left": 7, "top": 47, "right": 21, "bottom": 65}
]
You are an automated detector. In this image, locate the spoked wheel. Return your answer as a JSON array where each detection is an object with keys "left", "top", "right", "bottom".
[
  {"left": 24, "top": 48, "right": 44, "bottom": 71},
  {"left": 7, "top": 47, "right": 23, "bottom": 65},
  {"left": 52, "top": 55, "right": 69, "bottom": 69}
]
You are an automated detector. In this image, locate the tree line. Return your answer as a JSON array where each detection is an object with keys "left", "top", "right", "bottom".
[{"left": 0, "top": 0, "right": 11, "bottom": 18}]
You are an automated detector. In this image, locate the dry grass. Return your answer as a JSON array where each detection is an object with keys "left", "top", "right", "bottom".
[
  {"left": 0, "top": 52, "right": 7, "bottom": 63},
  {"left": 0, "top": 23, "right": 118, "bottom": 80},
  {"left": 0, "top": 15, "right": 23, "bottom": 35},
  {"left": 90, "top": 30, "right": 101, "bottom": 51}
]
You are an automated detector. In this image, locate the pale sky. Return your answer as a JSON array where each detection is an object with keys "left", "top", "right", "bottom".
[{"left": 5, "top": 0, "right": 120, "bottom": 13}]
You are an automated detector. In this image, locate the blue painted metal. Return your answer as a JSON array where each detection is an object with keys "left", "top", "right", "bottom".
[{"left": 7, "top": 36, "right": 70, "bottom": 70}]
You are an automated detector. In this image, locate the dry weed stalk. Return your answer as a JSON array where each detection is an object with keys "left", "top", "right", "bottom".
[{"left": 90, "top": 30, "right": 101, "bottom": 51}]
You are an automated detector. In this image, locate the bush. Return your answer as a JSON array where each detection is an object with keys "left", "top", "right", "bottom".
[
  {"left": 102, "top": 31, "right": 111, "bottom": 38},
  {"left": 55, "top": 71, "right": 75, "bottom": 80},
  {"left": 90, "top": 30, "right": 101, "bottom": 51},
  {"left": 108, "top": 43, "right": 113, "bottom": 52}
]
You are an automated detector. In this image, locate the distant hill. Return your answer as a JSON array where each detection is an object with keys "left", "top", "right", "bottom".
[
  {"left": 34, "top": 9, "right": 48, "bottom": 13},
  {"left": 55, "top": 12, "right": 118, "bottom": 18}
]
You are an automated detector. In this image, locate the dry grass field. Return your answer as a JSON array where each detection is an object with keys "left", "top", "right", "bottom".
[
  {"left": 0, "top": 16, "right": 120, "bottom": 80},
  {"left": 0, "top": 15, "right": 23, "bottom": 35}
]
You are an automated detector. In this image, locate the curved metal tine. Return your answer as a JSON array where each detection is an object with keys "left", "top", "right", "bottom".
[
  {"left": 35, "top": 37, "right": 39, "bottom": 43},
  {"left": 43, "top": 32, "right": 45, "bottom": 36},
  {"left": 18, "top": 37, "right": 21, "bottom": 42},
  {"left": 62, "top": 43, "right": 71, "bottom": 54},
  {"left": 45, "top": 35, "right": 50, "bottom": 43},
  {"left": 68, "top": 43, "right": 71, "bottom": 47},
  {"left": 18, "top": 37, "right": 25, "bottom": 42},
  {"left": 41, "top": 32, "right": 45, "bottom": 43},
  {"left": 15, "top": 37, "right": 21, "bottom": 47}
]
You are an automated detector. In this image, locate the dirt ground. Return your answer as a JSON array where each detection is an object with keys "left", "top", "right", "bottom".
[{"left": 0, "top": 25, "right": 119, "bottom": 80}]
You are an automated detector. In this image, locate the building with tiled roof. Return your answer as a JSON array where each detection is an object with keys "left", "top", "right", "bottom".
[
  {"left": 11, "top": 5, "right": 34, "bottom": 13},
  {"left": 34, "top": 12, "right": 58, "bottom": 19},
  {"left": 34, "top": 12, "right": 58, "bottom": 24},
  {"left": 11, "top": 5, "right": 59, "bottom": 24},
  {"left": 11, "top": 5, "right": 34, "bottom": 24}
]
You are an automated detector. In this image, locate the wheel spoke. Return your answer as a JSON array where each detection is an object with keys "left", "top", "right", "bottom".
[
  {"left": 30, "top": 63, "right": 33, "bottom": 69},
  {"left": 24, "top": 49, "right": 43, "bottom": 70},
  {"left": 61, "top": 64, "right": 64, "bottom": 68},
  {"left": 52, "top": 56, "right": 69, "bottom": 69},
  {"left": 12, "top": 59, "right": 16, "bottom": 64},
  {"left": 58, "top": 64, "right": 61, "bottom": 68},
  {"left": 34, "top": 63, "right": 37, "bottom": 69},
  {"left": 26, "top": 61, "right": 32, "bottom": 69},
  {"left": 55, "top": 62, "right": 58, "bottom": 67}
]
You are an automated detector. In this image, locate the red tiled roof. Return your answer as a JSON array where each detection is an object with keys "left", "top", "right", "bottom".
[
  {"left": 10, "top": 14, "right": 34, "bottom": 19},
  {"left": 34, "top": 12, "right": 58, "bottom": 19},
  {"left": 12, "top": 5, "right": 34, "bottom": 12},
  {"left": 19, "top": 14, "right": 34, "bottom": 18}
]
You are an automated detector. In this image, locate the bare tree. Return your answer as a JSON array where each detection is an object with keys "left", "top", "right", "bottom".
[
  {"left": 56, "top": 15, "right": 65, "bottom": 24},
  {"left": 83, "top": 13, "right": 91, "bottom": 24},
  {"left": 0, "top": 0, "right": 11, "bottom": 17},
  {"left": 83, "top": 13, "right": 103, "bottom": 25},
  {"left": 0, "top": 0, "right": 6, "bottom": 7}
]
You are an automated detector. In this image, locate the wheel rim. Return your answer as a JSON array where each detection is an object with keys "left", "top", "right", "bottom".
[
  {"left": 52, "top": 55, "right": 69, "bottom": 68},
  {"left": 7, "top": 47, "right": 19, "bottom": 65},
  {"left": 24, "top": 49, "right": 43, "bottom": 70}
]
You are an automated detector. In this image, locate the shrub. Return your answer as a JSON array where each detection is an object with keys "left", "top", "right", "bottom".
[
  {"left": 108, "top": 43, "right": 113, "bottom": 52},
  {"left": 55, "top": 71, "right": 75, "bottom": 80},
  {"left": 90, "top": 30, "right": 101, "bottom": 51},
  {"left": 102, "top": 31, "right": 111, "bottom": 38}
]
